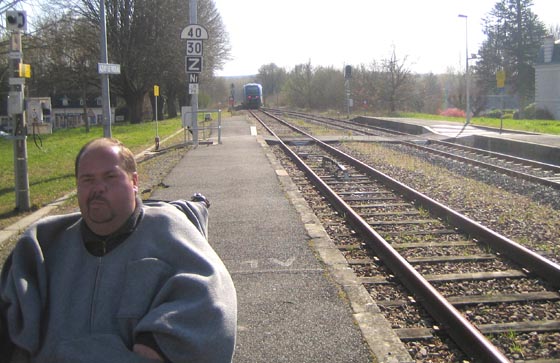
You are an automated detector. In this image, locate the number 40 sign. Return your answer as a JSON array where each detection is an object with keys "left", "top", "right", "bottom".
[{"left": 181, "top": 24, "right": 208, "bottom": 40}]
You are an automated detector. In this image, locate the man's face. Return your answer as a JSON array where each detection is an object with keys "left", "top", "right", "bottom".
[{"left": 77, "top": 145, "right": 138, "bottom": 236}]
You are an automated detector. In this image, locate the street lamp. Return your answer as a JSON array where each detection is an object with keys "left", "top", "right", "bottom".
[{"left": 458, "top": 14, "right": 470, "bottom": 125}]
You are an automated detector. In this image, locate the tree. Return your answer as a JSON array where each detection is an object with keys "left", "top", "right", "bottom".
[
  {"left": 311, "top": 66, "right": 345, "bottom": 110},
  {"left": 409, "top": 73, "right": 444, "bottom": 114},
  {"left": 105, "top": 0, "right": 186, "bottom": 123},
  {"left": 166, "top": 0, "right": 231, "bottom": 117},
  {"left": 475, "top": 0, "right": 547, "bottom": 115},
  {"left": 257, "top": 63, "right": 286, "bottom": 107},
  {"left": 26, "top": 13, "right": 99, "bottom": 131},
  {"left": 284, "top": 61, "right": 314, "bottom": 109},
  {"left": 38, "top": 0, "right": 230, "bottom": 123},
  {"left": 351, "top": 63, "right": 382, "bottom": 114},
  {"left": 380, "top": 47, "right": 412, "bottom": 113}
]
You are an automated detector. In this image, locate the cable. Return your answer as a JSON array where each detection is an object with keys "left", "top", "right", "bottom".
[
  {"left": 31, "top": 122, "right": 43, "bottom": 150},
  {"left": 453, "top": 120, "right": 470, "bottom": 139}
]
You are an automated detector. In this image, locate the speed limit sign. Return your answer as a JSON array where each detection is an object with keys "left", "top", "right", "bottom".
[{"left": 186, "top": 40, "right": 203, "bottom": 56}]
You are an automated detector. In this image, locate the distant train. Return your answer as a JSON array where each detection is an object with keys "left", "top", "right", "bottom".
[{"left": 242, "top": 83, "right": 263, "bottom": 109}]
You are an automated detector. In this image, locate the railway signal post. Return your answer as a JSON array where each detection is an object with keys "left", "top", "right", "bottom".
[
  {"left": 7, "top": 11, "right": 30, "bottom": 211},
  {"left": 344, "top": 65, "right": 352, "bottom": 119},
  {"left": 181, "top": 0, "right": 208, "bottom": 146}
]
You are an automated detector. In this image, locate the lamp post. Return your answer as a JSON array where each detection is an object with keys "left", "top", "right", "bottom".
[{"left": 458, "top": 14, "right": 470, "bottom": 125}]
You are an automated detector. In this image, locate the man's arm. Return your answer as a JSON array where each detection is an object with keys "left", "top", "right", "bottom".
[
  {"left": 169, "top": 193, "right": 210, "bottom": 239},
  {"left": 129, "top": 203, "right": 236, "bottom": 362}
]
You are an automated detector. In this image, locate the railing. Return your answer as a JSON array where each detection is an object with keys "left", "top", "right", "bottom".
[{"left": 182, "top": 108, "right": 222, "bottom": 145}]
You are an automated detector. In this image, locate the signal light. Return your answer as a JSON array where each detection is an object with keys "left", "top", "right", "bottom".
[
  {"left": 6, "top": 11, "right": 26, "bottom": 32},
  {"left": 344, "top": 65, "right": 352, "bottom": 79}
]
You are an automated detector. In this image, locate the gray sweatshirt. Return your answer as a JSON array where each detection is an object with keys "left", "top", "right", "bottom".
[{"left": 0, "top": 201, "right": 237, "bottom": 363}]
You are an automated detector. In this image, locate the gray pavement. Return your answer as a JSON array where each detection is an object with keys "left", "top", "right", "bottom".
[{"left": 151, "top": 115, "right": 391, "bottom": 362}]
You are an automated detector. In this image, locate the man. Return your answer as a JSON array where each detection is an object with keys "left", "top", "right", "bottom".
[{"left": 0, "top": 138, "right": 237, "bottom": 362}]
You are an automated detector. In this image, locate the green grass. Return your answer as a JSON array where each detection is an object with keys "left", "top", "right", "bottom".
[
  {"left": 0, "top": 118, "right": 183, "bottom": 226},
  {"left": 398, "top": 112, "right": 560, "bottom": 135}
]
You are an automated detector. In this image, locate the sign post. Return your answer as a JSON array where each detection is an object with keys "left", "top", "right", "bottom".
[
  {"left": 99, "top": 0, "right": 113, "bottom": 138},
  {"left": 154, "top": 85, "right": 160, "bottom": 150},
  {"left": 496, "top": 70, "right": 506, "bottom": 134},
  {"left": 181, "top": 5, "right": 208, "bottom": 146}
]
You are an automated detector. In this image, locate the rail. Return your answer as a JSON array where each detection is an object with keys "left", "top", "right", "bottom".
[{"left": 253, "top": 108, "right": 560, "bottom": 363}]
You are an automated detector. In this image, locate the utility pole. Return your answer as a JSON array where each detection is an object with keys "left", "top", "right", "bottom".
[
  {"left": 100, "top": 0, "right": 112, "bottom": 137},
  {"left": 7, "top": 11, "right": 30, "bottom": 211}
]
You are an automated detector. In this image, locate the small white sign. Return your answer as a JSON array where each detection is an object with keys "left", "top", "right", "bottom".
[
  {"left": 188, "top": 73, "right": 199, "bottom": 84},
  {"left": 9, "top": 52, "right": 22, "bottom": 59},
  {"left": 186, "top": 40, "right": 203, "bottom": 56},
  {"left": 9, "top": 77, "right": 24, "bottom": 85},
  {"left": 189, "top": 84, "right": 199, "bottom": 95},
  {"left": 98, "top": 63, "right": 121, "bottom": 75}
]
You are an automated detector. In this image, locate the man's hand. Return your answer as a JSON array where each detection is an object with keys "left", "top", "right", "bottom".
[{"left": 133, "top": 343, "right": 164, "bottom": 362}]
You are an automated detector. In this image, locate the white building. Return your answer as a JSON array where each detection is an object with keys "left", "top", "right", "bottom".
[{"left": 535, "top": 36, "right": 560, "bottom": 120}]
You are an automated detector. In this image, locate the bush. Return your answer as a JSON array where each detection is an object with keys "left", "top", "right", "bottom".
[
  {"left": 115, "top": 106, "right": 129, "bottom": 121},
  {"left": 438, "top": 108, "right": 465, "bottom": 117},
  {"left": 535, "top": 108, "right": 554, "bottom": 120},
  {"left": 514, "top": 104, "right": 555, "bottom": 120},
  {"left": 523, "top": 103, "right": 536, "bottom": 119},
  {"left": 482, "top": 109, "right": 503, "bottom": 119},
  {"left": 502, "top": 112, "right": 514, "bottom": 119}
]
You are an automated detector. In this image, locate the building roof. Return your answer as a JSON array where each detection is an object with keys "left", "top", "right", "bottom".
[{"left": 536, "top": 39, "right": 560, "bottom": 65}]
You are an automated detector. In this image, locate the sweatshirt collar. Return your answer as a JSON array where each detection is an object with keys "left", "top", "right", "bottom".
[{"left": 81, "top": 197, "right": 143, "bottom": 256}]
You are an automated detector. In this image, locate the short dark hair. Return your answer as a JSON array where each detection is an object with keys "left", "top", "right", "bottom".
[{"left": 75, "top": 138, "right": 137, "bottom": 178}]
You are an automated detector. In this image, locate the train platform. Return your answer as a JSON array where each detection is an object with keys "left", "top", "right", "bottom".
[
  {"left": 351, "top": 116, "right": 560, "bottom": 165},
  {"left": 150, "top": 113, "right": 412, "bottom": 362}
]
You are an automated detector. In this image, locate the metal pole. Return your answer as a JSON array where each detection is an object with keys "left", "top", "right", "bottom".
[
  {"left": 100, "top": 0, "right": 112, "bottom": 138},
  {"left": 189, "top": 0, "right": 199, "bottom": 146},
  {"left": 218, "top": 109, "right": 222, "bottom": 144},
  {"left": 155, "top": 94, "right": 160, "bottom": 150},
  {"left": 345, "top": 79, "right": 350, "bottom": 119},
  {"left": 9, "top": 29, "right": 30, "bottom": 211},
  {"left": 459, "top": 14, "right": 470, "bottom": 125},
  {"left": 500, "top": 90, "right": 504, "bottom": 134}
]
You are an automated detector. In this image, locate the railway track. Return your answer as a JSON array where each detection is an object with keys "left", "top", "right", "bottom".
[
  {"left": 251, "top": 109, "right": 560, "bottom": 362},
  {"left": 268, "top": 109, "right": 560, "bottom": 190}
]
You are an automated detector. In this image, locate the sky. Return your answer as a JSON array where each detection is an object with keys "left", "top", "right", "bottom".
[{"left": 212, "top": 0, "right": 559, "bottom": 77}]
